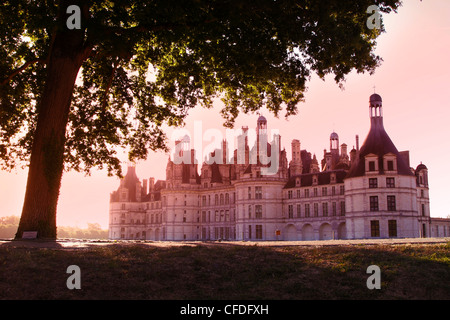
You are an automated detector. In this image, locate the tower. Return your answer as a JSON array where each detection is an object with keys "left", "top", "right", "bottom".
[
  {"left": 256, "top": 115, "right": 268, "bottom": 165},
  {"left": 345, "top": 92, "right": 421, "bottom": 239},
  {"left": 289, "top": 139, "right": 303, "bottom": 176}
]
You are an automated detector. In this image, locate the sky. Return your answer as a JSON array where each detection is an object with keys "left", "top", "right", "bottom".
[{"left": 1, "top": 0, "right": 449, "bottom": 229}]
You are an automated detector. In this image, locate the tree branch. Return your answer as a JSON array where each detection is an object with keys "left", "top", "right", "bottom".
[
  {"left": 102, "top": 59, "right": 120, "bottom": 111},
  {"left": 0, "top": 59, "right": 45, "bottom": 86}
]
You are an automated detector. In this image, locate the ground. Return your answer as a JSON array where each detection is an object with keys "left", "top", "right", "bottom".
[{"left": 0, "top": 237, "right": 448, "bottom": 301}]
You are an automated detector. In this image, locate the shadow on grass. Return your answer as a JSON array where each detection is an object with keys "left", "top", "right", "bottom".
[{"left": 0, "top": 241, "right": 448, "bottom": 299}]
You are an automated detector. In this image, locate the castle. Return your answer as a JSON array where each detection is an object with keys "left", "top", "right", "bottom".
[{"left": 109, "top": 93, "right": 450, "bottom": 241}]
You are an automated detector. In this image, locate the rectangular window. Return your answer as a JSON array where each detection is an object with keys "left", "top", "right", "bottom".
[
  {"left": 255, "top": 187, "right": 262, "bottom": 199},
  {"left": 369, "top": 161, "right": 376, "bottom": 171},
  {"left": 371, "top": 220, "right": 380, "bottom": 237},
  {"left": 422, "top": 203, "right": 426, "bottom": 216},
  {"left": 370, "top": 196, "right": 379, "bottom": 211},
  {"left": 314, "top": 203, "right": 319, "bottom": 217},
  {"left": 248, "top": 225, "right": 252, "bottom": 239},
  {"left": 332, "top": 186, "right": 336, "bottom": 195},
  {"left": 297, "top": 189, "right": 301, "bottom": 198},
  {"left": 304, "top": 189, "right": 309, "bottom": 198},
  {"left": 288, "top": 205, "right": 294, "bottom": 219},
  {"left": 202, "top": 211, "right": 206, "bottom": 223},
  {"left": 255, "top": 205, "right": 262, "bottom": 219},
  {"left": 386, "top": 177, "right": 395, "bottom": 188},
  {"left": 288, "top": 190, "right": 293, "bottom": 199},
  {"left": 322, "top": 187, "right": 327, "bottom": 196},
  {"left": 248, "top": 187, "right": 252, "bottom": 199},
  {"left": 305, "top": 204, "right": 310, "bottom": 217},
  {"left": 387, "top": 160, "right": 394, "bottom": 171},
  {"left": 248, "top": 205, "right": 252, "bottom": 219},
  {"left": 322, "top": 203, "right": 328, "bottom": 217},
  {"left": 297, "top": 204, "right": 301, "bottom": 218},
  {"left": 388, "top": 220, "right": 397, "bottom": 237},
  {"left": 332, "top": 202, "right": 337, "bottom": 216},
  {"left": 340, "top": 185, "right": 345, "bottom": 195},
  {"left": 369, "top": 178, "right": 378, "bottom": 188},
  {"left": 256, "top": 225, "right": 263, "bottom": 239},
  {"left": 313, "top": 188, "right": 318, "bottom": 197},
  {"left": 387, "top": 195, "right": 396, "bottom": 211},
  {"left": 340, "top": 201, "right": 346, "bottom": 216}
]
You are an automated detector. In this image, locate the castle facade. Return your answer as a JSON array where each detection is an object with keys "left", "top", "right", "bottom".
[{"left": 109, "top": 93, "right": 450, "bottom": 241}]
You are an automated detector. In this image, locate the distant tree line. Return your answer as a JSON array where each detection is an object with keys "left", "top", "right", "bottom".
[{"left": 0, "top": 216, "right": 108, "bottom": 239}]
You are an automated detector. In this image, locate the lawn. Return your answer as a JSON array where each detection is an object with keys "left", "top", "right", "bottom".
[{"left": 0, "top": 241, "right": 448, "bottom": 300}]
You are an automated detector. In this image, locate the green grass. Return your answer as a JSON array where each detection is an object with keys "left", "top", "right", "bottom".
[{"left": 0, "top": 242, "right": 449, "bottom": 299}]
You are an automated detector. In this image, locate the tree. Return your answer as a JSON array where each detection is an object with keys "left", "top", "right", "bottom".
[{"left": 0, "top": 0, "right": 400, "bottom": 239}]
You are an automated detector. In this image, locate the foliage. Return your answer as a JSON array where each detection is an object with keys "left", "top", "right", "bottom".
[
  {"left": 0, "top": 0, "right": 401, "bottom": 177},
  {"left": 0, "top": 216, "right": 108, "bottom": 239}
]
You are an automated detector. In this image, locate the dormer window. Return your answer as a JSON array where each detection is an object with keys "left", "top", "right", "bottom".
[
  {"left": 365, "top": 154, "right": 378, "bottom": 174},
  {"left": 383, "top": 153, "right": 397, "bottom": 173}
]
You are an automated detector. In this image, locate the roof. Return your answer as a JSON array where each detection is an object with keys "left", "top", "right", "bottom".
[
  {"left": 284, "top": 170, "right": 347, "bottom": 189},
  {"left": 346, "top": 119, "right": 413, "bottom": 178},
  {"left": 370, "top": 93, "right": 382, "bottom": 103}
]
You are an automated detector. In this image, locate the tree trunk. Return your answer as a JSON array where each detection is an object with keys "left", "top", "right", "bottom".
[{"left": 15, "top": 18, "right": 87, "bottom": 239}]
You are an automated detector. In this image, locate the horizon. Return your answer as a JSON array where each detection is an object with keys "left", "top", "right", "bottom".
[{"left": 1, "top": 0, "right": 449, "bottom": 230}]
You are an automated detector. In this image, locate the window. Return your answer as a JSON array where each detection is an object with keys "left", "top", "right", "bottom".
[
  {"left": 248, "top": 205, "right": 252, "bottom": 219},
  {"left": 322, "top": 203, "right": 328, "bottom": 217},
  {"left": 305, "top": 204, "right": 310, "bottom": 217},
  {"left": 388, "top": 220, "right": 397, "bottom": 237},
  {"left": 386, "top": 177, "right": 395, "bottom": 188},
  {"left": 215, "top": 210, "right": 219, "bottom": 222},
  {"left": 332, "top": 202, "right": 337, "bottom": 216},
  {"left": 202, "top": 196, "right": 206, "bottom": 206},
  {"left": 215, "top": 194, "right": 219, "bottom": 205},
  {"left": 313, "top": 188, "right": 318, "bottom": 197},
  {"left": 220, "top": 194, "right": 224, "bottom": 205},
  {"left": 369, "top": 178, "right": 378, "bottom": 188},
  {"left": 387, "top": 195, "right": 396, "bottom": 211},
  {"left": 420, "top": 189, "right": 424, "bottom": 198},
  {"left": 248, "top": 187, "right": 252, "bottom": 199},
  {"left": 202, "top": 211, "right": 206, "bottom": 222},
  {"left": 296, "top": 204, "right": 301, "bottom": 218},
  {"left": 288, "top": 190, "right": 293, "bottom": 199},
  {"left": 256, "top": 225, "right": 263, "bottom": 239},
  {"left": 340, "top": 201, "right": 345, "bottom": 216},
  {"left": 370, "top": 196, "right": 379, "bottom": 211},
  {"left": 340, "top": 185, "right": 345, "bottom": 195},
  {"left": 371, "top": 220, "right": 380, "bottom": 237},
  {"left": 422, "top": 203, "right": 426, "bottom": 216},
  {"left": 304, "top": 189, "right": 310, "bottom": 198},
  {"left": 288, "top": 205, "right": 294, "bottom": 218},
  {"left": 314, "top": 203, "right": 319, "bottom": 217},
  {"left": 297, "top": 189, "right": 301, "bottom": 198},
  {"left": 225, "top": 193, "right": 230, "bottom": 204},
  {"left": 248, "top": 225, "right": 252, "bottom": 239},
  {"left": 387, "top": 160, "right": 394, "bottom": 171},
  {"left": 369, "top": 161, "right": 376, "bottom": 171},
  {"left": 255, "top": 187, "right": 262, "bottom": 199},
  {"left": 255, "top": 205, "right": 262, "bottom": 219},
  {"left": 322, "top": 187, "right": 327, "bottom": 196}
]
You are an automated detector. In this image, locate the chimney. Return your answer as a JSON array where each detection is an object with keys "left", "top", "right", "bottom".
[
  {"left": 142, "top": 179, "right": 148, "bottom": 195},
  {"left": 355, "top": 135, "right": 359, "bottom": 152},
  {"left": 149, "top": 177, "right": 155, "bottom": 191}
]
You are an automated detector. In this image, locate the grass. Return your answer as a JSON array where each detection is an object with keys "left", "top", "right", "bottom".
[{"left": 0, "top": 242, "right": 449, "bottom": 300}]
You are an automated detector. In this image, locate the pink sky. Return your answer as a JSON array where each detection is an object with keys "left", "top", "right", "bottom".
[{"left": 1, "top": 0, "right": 449, "bottom": 229}]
